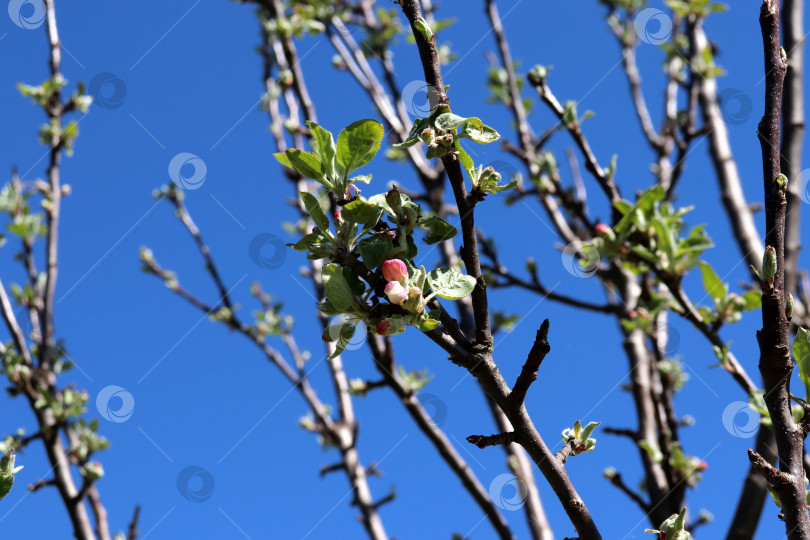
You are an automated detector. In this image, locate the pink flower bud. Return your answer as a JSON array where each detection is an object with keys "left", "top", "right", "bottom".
[
  {"left": 376, "top": 320, "right": 392, "bottom": 335},
  {"left": 382, "top": 259, "right": 408, "bottom": 284},
  {"left": 384, "top": 281, "right": 408, "bottom": 304},
  {"left": 696, "top": 460, "right": 708, "bottom": 471},
  {"left": 595, "top": 223, "right": 610, "bottom": 236}
]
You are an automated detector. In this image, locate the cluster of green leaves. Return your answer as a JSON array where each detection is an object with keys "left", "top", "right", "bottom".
[
  {"left": 279, "top": 110, "right": 508, "bottom": 356},
  {"left": 561, "top": 420, "right": 600, "bottom": 454},
  {"left": 18, "top": 76, "right": 92, "bottom": 156},
  {"left": 591, "top": 185, "right": 713, "bottom": 277},
  {"left": 639, "top": 440, "right": 707, "bottom": 488},
  {"left": 645, "top": 508, "right": 691, "bottom": 540},
  {"left": 0, "top": 449, "right": 23, "bottom": 502}
]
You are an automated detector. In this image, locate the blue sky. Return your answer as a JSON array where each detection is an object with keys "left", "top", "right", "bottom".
[{"left": 1, "top": 0, "right": 809, "bottom": 539}]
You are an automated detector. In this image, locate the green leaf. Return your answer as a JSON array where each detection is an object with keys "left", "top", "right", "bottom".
[
  {"left": 613, "top": 185, "right": 666, "bottom": 235},
  {"left": 300, "top": 192, "right": 330, "bottom": 231},
  {"left": 793, "top": 328, "right": 810, "bottom": 400},
  {"left": 434, "top": 113, "right": 466, "bottom": 131},
  {"left": 342, "top": 199, "right": 382, "bottom": 226},
  {"left": 273, "top": 152, "right": 293, "bottom": 168},
  {"left": 306, "top": 121, "right": 337, "bottom": 179},
  {"left": 698, "top": 262, "right": 727, "bottom": 304},
  {"left": 394, "top": 117, "right": 430, "bottom": 149},
  {"left": 459, "top": 117, "right": 500, "bottom": 144},
  {"left": 740, "top": 290, "right": 762, "bottom": 311},
  {"left": 562, "top": 101, "right": 578, "bottom": 127},
  {"left": 336, "top": 119, "right": 384, "bottom": 175},
  {"left": 427, "top": 268, "right": 476, "bottom": 300},
  {"left": 322, "top": 264, "right": 356, "bottom": 312},
  {"left": 420, "top": 216, "right": 457, "bottom": 244},
  {"left": 359, "top": 239, "right": 396, "bottom": 270},
  {"left": 285, "top": 149, "right": 325, "bottom": 181},
  {"left": 454, "top": 139, "right": 474, "bottom": 178}
]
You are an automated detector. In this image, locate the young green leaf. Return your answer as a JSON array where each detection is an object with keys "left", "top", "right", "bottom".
[
  {"left": 342, "top": 199, "right": 382, "bottom": 226},
  {"left": 306, "top": 121, "right": 337, "bottom": 179},
  {"left": 434, "top": 113, "right": 466, "bottom": 131},
  {"left": 322, "top": 264, "right": 356, "bottom": 312},
  {"left": 697, "top": 262, "right": 728, "bottom": 303},
  {"left": 284, "top": 149, "right": 325, "bottom": 181},
  {"left": 336, "top": 119, "right": 384, "bottom": 175},
  {"left": 420, "top": 216, "right": 457, "bottom": 244},
  {"left": 394, "top": 117, "right": 430, "bottom": 149},
  {"left": 427, "top": 268, "right": 476, "bottom": 300},
  {"left": 299, "top": 192, "right": 330, "bottom": 231},
  {"left": 459, "top": 117, "right": 500, "bottom": 144}
]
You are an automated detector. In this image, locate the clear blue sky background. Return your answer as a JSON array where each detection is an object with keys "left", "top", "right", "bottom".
[{"left": 2, "top": 1, "right": 809, "bottom": 539}]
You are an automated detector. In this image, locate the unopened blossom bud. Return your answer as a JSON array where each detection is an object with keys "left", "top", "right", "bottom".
[
  {"left": 81, "top": 461, "right": 104, "bottom": 481},
  {"left": 384, "top": 281, "right": 408, "bottom": 304},
  {"left": 595, "top": 223, "right": 610, "bottom": 236},
  {"left": 334, "top": 211, "right": 343, "bottom": 224},
  {"left": 420, "top": 128, "right": 435, "bottom": 144},
  {"left": 762, "top": 246, "right": 777, "bottom": 285},
  {"left": 381, "top": 259, "right": 408, "bottom": 284},
  {"left": 386, "top": 187, "right": 403, "bottom": 214},
  {"left": 375, "top": 318, "right": 405, "bottom": 336},
  {"left": 786, "top": 293, "right": 794, "bottom": 320}
]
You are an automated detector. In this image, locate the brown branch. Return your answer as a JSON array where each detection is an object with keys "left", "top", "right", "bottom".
[
  {"left": 781, "top": 0, "right": 805, "bottom": 298},
  {"left": 755, "top": 3, "right": 810, "bottom": 537},
  {"left": 127, "top": 505, "right": 141, "bottom": 540},
  {"left": 509, "top": 320, "right": 550, "bottom": 407},
  {"left": 466, "top": 432, "right": 517, "bottom": 449},
  {"left": 604, "top": 469, "right": 651, "bottom": 515}
]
